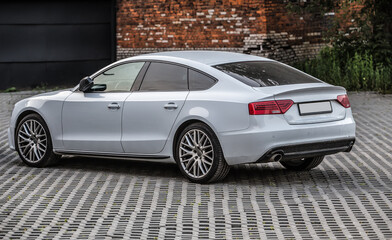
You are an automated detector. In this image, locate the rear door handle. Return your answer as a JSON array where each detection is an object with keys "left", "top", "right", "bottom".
[
  {"left": 108, "top": 102, "right": 121, "bottom": 110},
  {"left": 164, "top": 102, "right": 178, "bottom": 110}
]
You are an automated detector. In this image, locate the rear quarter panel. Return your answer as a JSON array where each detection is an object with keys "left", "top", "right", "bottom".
[{"left": 160, "top": 78, "right": 270, "bottom": 157}]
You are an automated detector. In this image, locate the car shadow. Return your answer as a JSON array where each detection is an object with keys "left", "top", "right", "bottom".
[
  {"left": 54, "top": 156, "right": 346, "bottom": 187},
  {"left": 56, "top": 155, "right": 182, "bottom": 179}
]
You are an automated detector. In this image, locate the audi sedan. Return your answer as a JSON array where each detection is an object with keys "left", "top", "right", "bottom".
[{"left": 8, "top": 51, "right": 356, "bottom": 183}]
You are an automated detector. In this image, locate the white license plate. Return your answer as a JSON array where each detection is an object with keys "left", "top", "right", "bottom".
[{"left": 298, "top": 101, "right": 332, "bottom": 115}]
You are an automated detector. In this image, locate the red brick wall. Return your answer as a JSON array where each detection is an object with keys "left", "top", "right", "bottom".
[
  {"left": 263, "top": 0, "right": 325, "bottom": 44},
  {"left": 117, "top": 0, "right": 268, "bottom": 48},
  {"left": 116, "top": 0, "right": 328, "bottom": 62}
]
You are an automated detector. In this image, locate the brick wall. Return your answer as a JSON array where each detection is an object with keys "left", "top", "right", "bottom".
[{"left": 116, "top": 0, "right": 329, "bottom": 63}]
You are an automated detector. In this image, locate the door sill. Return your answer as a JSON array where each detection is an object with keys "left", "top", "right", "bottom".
[{"left": 54, "top": 149, "right": 170, "bottom": 160}]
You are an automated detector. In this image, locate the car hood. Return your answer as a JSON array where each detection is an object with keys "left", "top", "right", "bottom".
[
  {"left": 25, "top": 89, "right": 73, "bottom": 101},
  {"left": 13, "top": 89, "right": 73, "bottom": 109}
]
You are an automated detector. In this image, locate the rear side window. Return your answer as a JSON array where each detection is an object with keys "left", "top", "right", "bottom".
[
  {"left": 140, "top": 62, "right": 188, "bottom": 91},
  {"left": 189, "top": 70, "right": 216, "bottom": 90},
  {"left": 214, "top": 61, "right": 321, "bottom": 87}
]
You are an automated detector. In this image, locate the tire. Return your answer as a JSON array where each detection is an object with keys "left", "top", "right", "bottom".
[
  {"left": 280, "top": 156, "right": 324, "bottom": 171},
  {"left": 174, "top": 123, "right": 230, "bottom": 183},
  {"left": 15, "top": 113, "right": 61, "bottom": 167}
]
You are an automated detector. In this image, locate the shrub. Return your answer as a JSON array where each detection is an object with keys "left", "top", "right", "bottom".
[{"left": 293, "top": 47, "right": 392, "bottom": 94}]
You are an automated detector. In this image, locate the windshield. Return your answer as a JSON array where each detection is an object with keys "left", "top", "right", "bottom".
[{"left": 214, "top": 61, "right": 321, "bottom": 87}]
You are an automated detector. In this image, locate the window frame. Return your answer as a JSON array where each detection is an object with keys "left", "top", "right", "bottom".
[
  {"left": 76, "top": 61, "right": 149, "bottom": 93},
  {"left": 213, "top": 60, "right": 322, "bottom": 87},
  {"left": 135, "top": 60, "right": 218, "bottom": 92},
  {"left": 188, "top": 68, "right": 218, "bottom": 91},
  {"left": 74, "top": 59, "right": 219, "bottom": 93},
  {"left": 137, "top": 61, "right": 189, "bottom": 92}
]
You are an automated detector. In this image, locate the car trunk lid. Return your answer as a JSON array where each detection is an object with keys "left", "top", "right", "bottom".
[{"left": 253, "top": 83, "right": 347, "bottom": 125}]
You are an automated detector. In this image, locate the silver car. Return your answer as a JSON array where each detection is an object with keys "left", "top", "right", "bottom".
[{"left": 8, "top": 51, "right": 356, "bottom": 183}]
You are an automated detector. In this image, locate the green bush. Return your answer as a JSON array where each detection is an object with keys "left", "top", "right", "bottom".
[
  {"left": 293, "top": 47, "right": 392, "bottom": 94},
  {"left": 4, "top": 87, "right": 17, "bottom": 93}
]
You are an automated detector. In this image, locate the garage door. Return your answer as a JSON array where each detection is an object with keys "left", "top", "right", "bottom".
[{"left": 0, "top": 0, "right": 115, "bottom": 90}]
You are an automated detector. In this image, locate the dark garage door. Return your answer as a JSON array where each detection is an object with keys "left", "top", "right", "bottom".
[{"left": 0, "top": 0, "right": 115, "bottom": 90}]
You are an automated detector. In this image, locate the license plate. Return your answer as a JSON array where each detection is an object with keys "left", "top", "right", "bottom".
[{"left": 298, "top": 101, "right": 332, "bottom": 116}]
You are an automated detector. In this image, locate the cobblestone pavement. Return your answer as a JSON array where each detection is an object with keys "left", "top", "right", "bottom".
[{"left": 0, "top": 91, "right": 391, "bottom": 239}]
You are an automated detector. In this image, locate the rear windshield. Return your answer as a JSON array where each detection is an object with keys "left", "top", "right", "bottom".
[{"left": 214, "top": 61, "right": 321, "bottom": 87}]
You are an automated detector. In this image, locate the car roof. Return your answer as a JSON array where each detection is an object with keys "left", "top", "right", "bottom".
[{"left": 123, "top": 51, "right": 273, "bottom": 66}]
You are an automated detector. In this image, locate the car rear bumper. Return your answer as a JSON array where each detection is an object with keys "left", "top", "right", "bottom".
[
  {"left": 256, "top": 138, "right": 355, "bottom": 163},
  {"left": 218, "top": 114, "right": 356, "bottom": 165},
  {"left": 8, "top": 127, "right": 15, "bottom": 150}
]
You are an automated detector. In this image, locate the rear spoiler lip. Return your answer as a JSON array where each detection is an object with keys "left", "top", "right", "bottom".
[
  {"left": 253, "top": 83, "right": 345, "bottom": 92},
  {"left": 253, "top": 83, "right": 346, "bottom": 98},
  {"left": 274, "top": 85, "right": 346, "bottom": 97}
]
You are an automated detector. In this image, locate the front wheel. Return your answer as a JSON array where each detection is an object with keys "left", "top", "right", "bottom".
[
  {"left": 280, "top": 156, "right": 324, "bottom": 171},
  {"left": 174, "top": 123, "right": 230, "bottom": 183},
  {"left": 15, "top": 113, "right": 60, "bottom": 167}
]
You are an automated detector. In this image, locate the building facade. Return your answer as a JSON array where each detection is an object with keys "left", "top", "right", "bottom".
[
  {"left": 116, "top": 0, "right": 329, "bottom": 63},
  {"left": 0, "top": 0, "right": 329, "bottom": 90}
]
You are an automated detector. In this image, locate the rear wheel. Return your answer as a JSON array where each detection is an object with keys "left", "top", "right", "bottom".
[
  {"left": 174, "top": 123, "right": 230, "bottom": 183},
  {"left": 16, "top": 113, "right": 61, "bottom": 167},
  {"left": 280, "top": 156, "right": 324, "bottom": 171}
]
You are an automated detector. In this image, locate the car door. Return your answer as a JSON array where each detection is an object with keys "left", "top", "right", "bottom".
[
  {"left": 62, "top": 61, "right": 146, "bottom": 153},
  {"left": 121, "top": 62, "right": 189, "bottom": 154}
]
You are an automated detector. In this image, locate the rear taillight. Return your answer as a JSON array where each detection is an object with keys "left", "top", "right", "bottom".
[
  {"left": 249, "top": 100, "right": 293, "bottom": 115},
  {"left": 337, "top": 94, "right": 350, "bottom": 108},
  {"left": 276, "top": 100, "right": 294, "bottom": 113}
]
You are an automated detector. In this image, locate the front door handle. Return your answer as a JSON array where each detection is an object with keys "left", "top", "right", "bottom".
[
  {"left": 108, "top": 103, "right": 121, "bottom": 110},
  {"left": 164, "top": 102, "right": 178, "bottom": 110}
]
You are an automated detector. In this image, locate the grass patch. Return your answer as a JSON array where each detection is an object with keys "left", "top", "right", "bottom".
[
  {"left": 4, "top": 87, "right": 17, "bottom": 92},
  {"left": 293, "top": 47, "right": 392, "bottom": 94}
]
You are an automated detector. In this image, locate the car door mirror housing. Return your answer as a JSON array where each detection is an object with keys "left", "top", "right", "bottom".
[
  {"left": 79, "top": 76, "right": 94, "bottom": 92},
  {"left": 90, "top": 84, "right": 107, "bottom": 92}
]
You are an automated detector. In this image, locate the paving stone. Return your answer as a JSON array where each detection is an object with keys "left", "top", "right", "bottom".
[{"left": 0, "top": 92, "right": 391, "bottom": 239}]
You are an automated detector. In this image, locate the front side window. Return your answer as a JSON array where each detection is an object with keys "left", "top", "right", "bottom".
[
  {"left": 214, "top": 61, "right": 321, "bottom": 87},
  {"left": 139, "top": 62, "right": 188, "bottom": 91},
  {"left": 92, "top": 62, "right": 145, "bottom": 92}
]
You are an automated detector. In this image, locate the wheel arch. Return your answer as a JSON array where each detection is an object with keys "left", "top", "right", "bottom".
[
  {"left": 14, "top": 109, "right": 61, "bottom": 166},
  {"left": 171, "top": 118, "right": 230, "bottom": 183},
  {"left": 14, "top": 109, "right": 50, "bottom": 145},
  {"left": 171, "top": 118, "right": 220, "bottom": 159},
  {"left": 16, "top": 110, "right": 42, "bottom": 127}
]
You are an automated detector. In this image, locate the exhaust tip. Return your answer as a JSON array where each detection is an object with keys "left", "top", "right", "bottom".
[
  {"left": 269, "top": 151, "right": 284, "bottom": 162},
  {"left": 271, "top": 153, "right": 283, "bottom": 162}
]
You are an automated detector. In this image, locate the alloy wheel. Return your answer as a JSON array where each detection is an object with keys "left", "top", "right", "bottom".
[
  {"left": 17, "top": 119, "right": 47, "bottom": 163},
  {"left": 179, "top": 129, "right": 214, "bottom": 178}
]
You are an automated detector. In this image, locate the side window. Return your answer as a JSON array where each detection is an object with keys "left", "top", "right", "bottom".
[
  {"left": 139, "top": 62, "right": 188, "bottom": 91},
  {"left": 189, "top": 69, "right": 216, "bottom": 90},
  {"left": 92, "top": 62, "right": 145, "bottom": 92}
]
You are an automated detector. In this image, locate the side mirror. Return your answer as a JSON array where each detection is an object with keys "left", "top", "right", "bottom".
[
  {"left": 90, "top": 84, "right": 107, "bottom": 92},
  {"left": 79, "top": 76, "right": 93, "bottom": 92}
]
